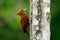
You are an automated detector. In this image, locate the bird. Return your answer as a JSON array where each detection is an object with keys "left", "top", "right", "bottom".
[{"left": 17, "top": 9, "right": 29, "bottom": 36}]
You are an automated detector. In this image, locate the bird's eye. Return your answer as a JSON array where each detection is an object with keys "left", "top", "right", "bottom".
[{"left": 20, "top": 13, "right": 22, "bottom": 15}]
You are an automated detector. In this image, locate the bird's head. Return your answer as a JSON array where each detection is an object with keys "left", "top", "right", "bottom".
[
  {"left": 17, "top": 8, "right": 26, "bottom": 16},
  {"left": 17, "top": 10, "right": 24, "bottom": 16}
]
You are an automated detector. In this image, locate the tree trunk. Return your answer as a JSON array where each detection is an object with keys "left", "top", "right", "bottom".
[{"left": 30, "top": 0, "right": 50, "bottom": 40}]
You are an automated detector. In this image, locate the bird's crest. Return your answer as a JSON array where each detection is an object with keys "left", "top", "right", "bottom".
[
  {"left": 17, "top": 8, "right": 27, "bottom": 13},
  {"left": 17, "top": 8, "right": 27, "bottom": 15}
]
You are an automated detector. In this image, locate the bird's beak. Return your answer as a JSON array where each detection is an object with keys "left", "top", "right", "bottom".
[
  {"left": 16, "top": 11, "right": 19, "bottom": 15},
  {"left": 17, "top": 10, "right": 20, "bottom": 15}
]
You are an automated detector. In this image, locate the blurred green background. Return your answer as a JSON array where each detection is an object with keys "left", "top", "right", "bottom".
[
  {"left": 51, "top": 0, "right": 60, "bottom": 40},
  {"left": 0, "top": 0, "right": 29, "bottom": 40}
]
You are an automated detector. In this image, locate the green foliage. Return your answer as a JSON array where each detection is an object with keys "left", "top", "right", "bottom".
[
  {"left": 0, "top": 0, "right": 29, "bottom": 40},
  {"left": 51, "top": 0, "right": 60, "bottom": 40}
]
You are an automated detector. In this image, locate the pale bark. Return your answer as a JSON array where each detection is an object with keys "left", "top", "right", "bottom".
[{"left": 30, "top": 0, "right": 50, "bottom": 40}]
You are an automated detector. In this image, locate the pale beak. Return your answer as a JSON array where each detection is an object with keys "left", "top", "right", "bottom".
[{"left": 16, "top": 11, "right": 19, "bottom": 15}]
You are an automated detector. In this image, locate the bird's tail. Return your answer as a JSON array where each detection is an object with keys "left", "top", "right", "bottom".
[{"left": 26, "top": 28, "right": 29, "bottom": 36}]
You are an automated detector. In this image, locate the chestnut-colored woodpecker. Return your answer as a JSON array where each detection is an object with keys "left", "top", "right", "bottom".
[{"left": 17, "top": 10, "right": 29, "bottom": 35}]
